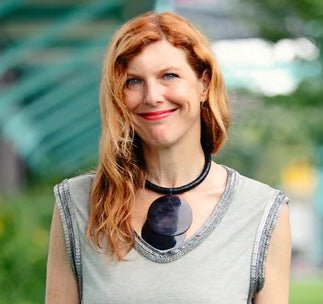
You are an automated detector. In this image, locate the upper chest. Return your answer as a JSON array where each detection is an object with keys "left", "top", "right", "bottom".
[{"left": 131, "top": 167, "right": 227, "bottom": 239}]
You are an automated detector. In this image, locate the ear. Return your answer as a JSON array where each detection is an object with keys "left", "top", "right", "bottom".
[{"left": 200, "top": 70, "right": 210, "bottom": 101}]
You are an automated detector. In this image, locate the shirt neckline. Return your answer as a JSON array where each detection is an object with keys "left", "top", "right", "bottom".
[{"left": 134, "top": 166, "right": 239, "bottom": 263}]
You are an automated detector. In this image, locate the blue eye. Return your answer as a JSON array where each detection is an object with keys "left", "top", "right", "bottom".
[
  {"left": 125, "top": 78, "right": 141, "bottom": 87},
  {"left": 163, "top": 73, "right": 178, "bottom": 80}
]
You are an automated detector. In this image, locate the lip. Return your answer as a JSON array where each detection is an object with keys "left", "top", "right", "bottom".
[{"left": 138, "top": 109, "right": 177, "bottom": 121}]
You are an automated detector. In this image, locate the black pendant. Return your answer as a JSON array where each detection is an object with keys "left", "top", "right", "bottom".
[
  {"left": 142, "top": 153, "right": 211, "bottom": 250},
  {"left": 141, "top": 195, "right": 192, "bottom": 250}
]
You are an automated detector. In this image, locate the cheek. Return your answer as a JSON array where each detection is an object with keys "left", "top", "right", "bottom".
[
  {"left": 175, "top": 80, "right": 200, "bottom": 98},
  {"left": 124, "top": 90, "right": 142, "bottom": 111},
  {"left": 166, "top": 85, "right": 189, "bottom": 104},
  {"left": 169, "top": 85, "right": 201, "bottom": 110}
]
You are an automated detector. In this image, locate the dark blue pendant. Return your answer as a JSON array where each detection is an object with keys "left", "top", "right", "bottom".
[{"left": 141, "top": 195, "right": 192, "bottom": 250}]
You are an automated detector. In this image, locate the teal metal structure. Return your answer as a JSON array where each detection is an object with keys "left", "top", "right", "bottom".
[{"left": 0, "top": 0, "right": 156, "bottom": 175}]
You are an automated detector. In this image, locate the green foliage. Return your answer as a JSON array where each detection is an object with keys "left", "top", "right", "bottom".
[
  {"left": 226, "top": 0, "right": 323, "bottom": 174},
  {"left": 290, "top": 279, "right": 323, "bottom": 304},
  {"left": 266, "top": 79, "right": 322, "bottom": 108},
  {"left": 216, "top": 99, "right": 316, "bottom": 185},
  {"left": 263, "top": 80, "right": 323, "bottom": 145},
  {"left": 0, "top": 185, "right": 54, "bottom": 304},
  {"left": 236, "top": 0, "right": 323, "bottom": 41}
]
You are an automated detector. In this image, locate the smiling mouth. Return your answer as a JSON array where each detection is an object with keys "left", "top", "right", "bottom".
[{"left": 138, "top": 109, "right": 177, "bottom": 121}]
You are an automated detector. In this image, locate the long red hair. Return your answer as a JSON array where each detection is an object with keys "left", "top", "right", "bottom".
[{"left": 87, "top": 11, "right": 231, "bottom": 260}]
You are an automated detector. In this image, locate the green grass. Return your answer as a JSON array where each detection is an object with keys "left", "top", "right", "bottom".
[
  {"left": 0, "top": 183, "right": 323, "bottom": 303},
  {"left": 290, "top": 280, "right": 323, "bottom": 304}
]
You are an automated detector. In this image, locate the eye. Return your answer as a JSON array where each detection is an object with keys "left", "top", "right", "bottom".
[
  {"left": 125, "top": 77, "right": 142, "bottom": 88},
  {"left": 163, "top": 73, "right": 178, "bottom": 80}
]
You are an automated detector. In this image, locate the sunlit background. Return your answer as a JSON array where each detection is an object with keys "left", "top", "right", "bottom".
[{"left": 0, "top": 0, "right": 322, "bottom": 303}]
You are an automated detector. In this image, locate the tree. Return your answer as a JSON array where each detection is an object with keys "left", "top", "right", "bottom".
[{"left": 216, "top": 0, "right": 322, "bottom": 183}]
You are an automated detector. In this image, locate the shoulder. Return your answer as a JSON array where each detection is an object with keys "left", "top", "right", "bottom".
[
  {"left": 54, "top": 173, "right": 95, "bottom": 213},
  {"left": 55, "top": 173, "right": 95, "bottom": 195},
  {"left": 237, "top": 172, "right": 277, "bottom": 197},
  {"left": 229, "top": 168, "right": 289, "bottom": 208},
  {"left": 66, "top": 173, "right": 95, "bottom": 197}
]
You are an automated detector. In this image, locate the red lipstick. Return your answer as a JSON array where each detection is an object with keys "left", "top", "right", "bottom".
[{"left": 139, "top": 109, "right": 176, "bottom": 121}]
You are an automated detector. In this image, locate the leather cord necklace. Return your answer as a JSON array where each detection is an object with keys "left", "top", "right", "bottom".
[{"left": 142, "top": 153, "right": 212, "bottom": 250}]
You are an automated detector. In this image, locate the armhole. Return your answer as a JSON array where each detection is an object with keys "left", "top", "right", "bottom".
[
  {"left": 247, "top": 191, "right": 289, "bottom": 303},
  {"left": 54, "top": 179, "right": 83, "bottom": 301}
]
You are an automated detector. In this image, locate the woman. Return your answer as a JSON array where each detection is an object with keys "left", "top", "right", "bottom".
[{"left": 46, "top": 11, "right": 291, "bottom": 304}]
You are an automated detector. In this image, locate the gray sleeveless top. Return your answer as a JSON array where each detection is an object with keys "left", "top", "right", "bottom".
[{"left": 54, "top": 167, "right": 289, "bottom": 304}]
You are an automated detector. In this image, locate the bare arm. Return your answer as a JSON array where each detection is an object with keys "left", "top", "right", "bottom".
[
  {"left": 46, "top": 204, "right": 80, "bottom": 304},
  {"left": 253, "top": 204, "right": 291, "bottom": 304}
]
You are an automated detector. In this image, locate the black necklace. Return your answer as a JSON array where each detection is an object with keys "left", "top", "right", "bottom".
[{"left": 141, "top": 153, "right": 212, "bottom": 250}]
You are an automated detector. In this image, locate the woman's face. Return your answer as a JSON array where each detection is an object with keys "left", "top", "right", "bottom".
[{"left": 123, "top": 39, "right": 209, "bottom": 150}]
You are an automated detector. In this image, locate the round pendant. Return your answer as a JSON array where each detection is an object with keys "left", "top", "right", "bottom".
[
  {"left": 141, "top": 221, "right": 186, "bottom": 250},
  {"left": 147, "top": 195, "right": 192, "bottom": 236},
  {"left": 141, "top": 195, "right": 193, "bottom": 250}
]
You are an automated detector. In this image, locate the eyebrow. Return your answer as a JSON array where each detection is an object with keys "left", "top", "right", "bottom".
[
  {"left": 126, "top": 66, "right": 182, "bottom": 76},
  {"left": 159, "top": 66, "right": 182, "bottom": 73}
]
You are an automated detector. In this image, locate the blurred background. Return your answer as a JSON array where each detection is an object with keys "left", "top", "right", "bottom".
[{"left": 0, "top": 0, "right": 322, "bottom": 302}]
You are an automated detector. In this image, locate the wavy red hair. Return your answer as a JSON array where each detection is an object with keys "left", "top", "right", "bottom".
[{"left": 87, "top": 11, "right": 231, "bottom": 259}]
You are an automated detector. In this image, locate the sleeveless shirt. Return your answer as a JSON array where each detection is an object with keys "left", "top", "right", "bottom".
[{"left": 54, "top": 166, "right": 289, "bottom": 304}]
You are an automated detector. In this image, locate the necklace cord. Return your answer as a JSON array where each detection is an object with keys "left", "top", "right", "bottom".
[{"left": 145, "top": 154, "right": 211, "bottom": 195}]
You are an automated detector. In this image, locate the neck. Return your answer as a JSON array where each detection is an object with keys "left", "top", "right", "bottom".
[{"left": 143, "top": 143, "right": 206, "bottom": 188}]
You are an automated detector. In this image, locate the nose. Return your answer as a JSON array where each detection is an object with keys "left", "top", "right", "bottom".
[{"left": 143, "top": 80, "right": 163, "bottom": 106}]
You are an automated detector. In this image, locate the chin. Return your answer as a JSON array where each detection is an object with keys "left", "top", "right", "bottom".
[
  {"left": 142, "top": 135, "right": 177, "bottom": 149},
  {"left": 147, "top": 139, "right": 174, "bottom": 149},
  {"left": 138, "top": 129, "right": 176, "bottom": 148}
]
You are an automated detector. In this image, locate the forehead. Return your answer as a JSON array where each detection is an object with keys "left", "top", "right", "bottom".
[{"left": 126, "top": 40, "right": 191, "bottom": 73}]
